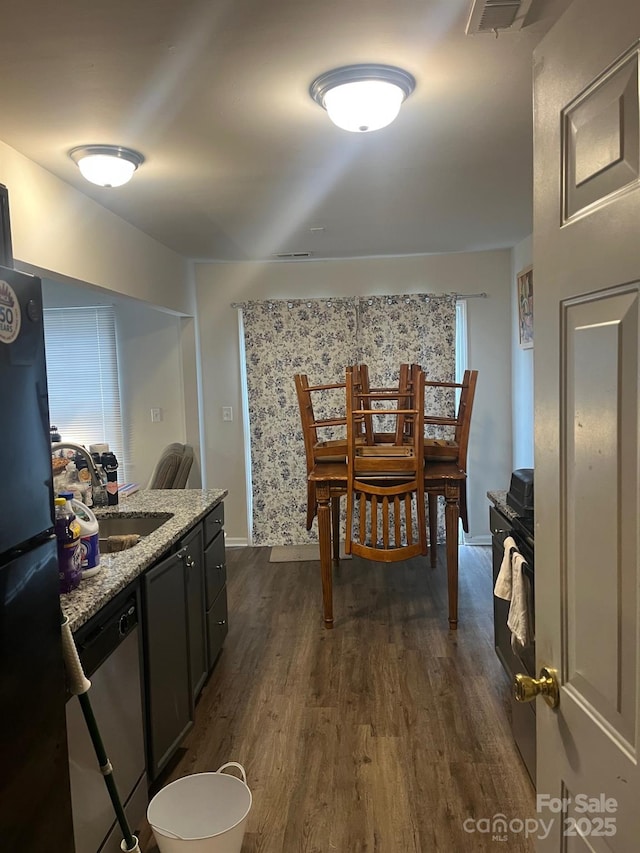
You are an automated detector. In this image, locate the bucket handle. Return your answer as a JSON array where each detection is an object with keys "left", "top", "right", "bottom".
[{"left": 216, "top": 761, "right": 247, "bottom": 786}]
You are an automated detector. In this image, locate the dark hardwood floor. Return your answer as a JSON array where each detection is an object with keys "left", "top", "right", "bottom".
[{"left": 139, "top": 544, "right": 535, "bottom": 852}]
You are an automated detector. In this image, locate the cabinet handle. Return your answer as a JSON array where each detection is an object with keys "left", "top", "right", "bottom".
[
  {"left": 216, "top": 564, "right": 224, "bottom": 570},
  {"left": 185, "top": 556, "right": 195, "bottom": 568},
  {"left": 216, "top": 619, "right": 227, "bottom": 626}
]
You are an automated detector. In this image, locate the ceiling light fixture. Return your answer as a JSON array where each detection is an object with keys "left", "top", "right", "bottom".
[
  {"left": 309, "top": 64, "right": 415, "bottom": 133},
  {"left": 69, "top": 145, "right": 144, "bottom": 188}
]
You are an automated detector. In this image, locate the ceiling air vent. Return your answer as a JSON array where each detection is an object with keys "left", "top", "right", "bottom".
[
  {"left": 465, "top": 0, "right": 533, "bottom": 34},
  {"left": 273, "top": 251, "right": 313, "bottom": 259}
]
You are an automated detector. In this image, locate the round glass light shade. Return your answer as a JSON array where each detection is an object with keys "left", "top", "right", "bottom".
[
  {"left": 323, "top": 79, "right": 405, "bottom": 133},
  {"left": 69, "top": 146, "right": 144, "bottom": 187}
]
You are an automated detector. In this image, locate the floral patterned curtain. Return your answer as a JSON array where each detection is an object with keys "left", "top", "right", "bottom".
[
  {"left": 356, "top": 295, "right": 456, "bottom": 543},
  {"left": 239, "top": 294, "right": 456, "bottom": 546},
  {"left": 240, "top": 299, "right": 357, "bottom": 545}
]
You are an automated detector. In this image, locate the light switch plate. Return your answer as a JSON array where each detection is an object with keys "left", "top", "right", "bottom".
[
  {"left": 150, "top": 407, "right": 163, "bottom": 422},
  {"left": 222, "top": 406, "right": 233, "bottom": 422}
]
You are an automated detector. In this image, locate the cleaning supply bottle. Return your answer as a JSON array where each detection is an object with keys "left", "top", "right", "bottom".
[
  {"left": 70, "top": 498, "right": 101, "bottom": 578},
  {"left": 101, "top": 451, "right": 119, "bottom": 505},
  {"left": 55, "top": 496, "right": 82, "bottom": 593}
]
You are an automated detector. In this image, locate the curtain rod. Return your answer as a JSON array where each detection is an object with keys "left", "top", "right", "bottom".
[{"left": 231, "top": 292, "right": 487, "bottom": 308}]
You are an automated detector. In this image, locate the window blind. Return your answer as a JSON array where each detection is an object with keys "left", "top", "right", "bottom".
[{"left": 43, "top": 306, "right": 127, "bottom": 482}]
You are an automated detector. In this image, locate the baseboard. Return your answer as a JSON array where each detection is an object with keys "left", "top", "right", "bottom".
[
  {"left": 225, "top": 536, "right": 249, "bottom": 548},
  {"left": 462, "top": 534, "right": 491, "bottom": 546}
]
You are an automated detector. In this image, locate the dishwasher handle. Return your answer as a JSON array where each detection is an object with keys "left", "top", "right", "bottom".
[{"left": 76, "top": 595, "right": 139, "bottom": 677}]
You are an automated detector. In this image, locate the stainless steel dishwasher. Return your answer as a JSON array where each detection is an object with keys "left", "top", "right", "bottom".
[{"left": 66, "top": 587, "right": 148, "bottom": 853}]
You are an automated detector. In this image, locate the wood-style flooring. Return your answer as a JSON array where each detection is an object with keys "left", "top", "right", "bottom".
[{"left": 139, "top": 544, "right": 535, "bottom": 852}]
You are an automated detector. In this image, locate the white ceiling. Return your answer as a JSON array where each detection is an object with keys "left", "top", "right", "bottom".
[{"left": 0, "top": 0, "right": 571, "bottom": 261}]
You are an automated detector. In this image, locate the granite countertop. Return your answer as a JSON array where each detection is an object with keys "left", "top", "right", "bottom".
[
  {"left": 60, "top": 488, "right": 227, "bottom": 632},
  {"left": 487, "top": 490, "right": 521, "bottom": 523}
]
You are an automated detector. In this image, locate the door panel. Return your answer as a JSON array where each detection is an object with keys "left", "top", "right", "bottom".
[
  {"left": 563, "top": 46, "right": 639, "bottom": 221},
  {"left": 534, "top": 2, "right": 640, "bottom": 850},
  {"left": 564, "top": 290, "right": 638, "bottom": 748}
]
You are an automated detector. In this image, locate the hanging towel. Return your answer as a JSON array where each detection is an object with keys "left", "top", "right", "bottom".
[
  {"left": 494, "top": 535, "right": 517, "bottom": 600},
  {"left": 508, "top": 552, "right": 532, "bottom": 650}
]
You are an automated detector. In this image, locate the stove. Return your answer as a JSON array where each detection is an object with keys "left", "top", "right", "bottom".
[{"left": 488, "top": 479, "right": 536, "bottom": 785}]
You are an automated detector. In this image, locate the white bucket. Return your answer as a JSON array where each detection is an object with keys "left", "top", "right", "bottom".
[{"left": 147, "top": 763, "right": 251, "bottom": 853}]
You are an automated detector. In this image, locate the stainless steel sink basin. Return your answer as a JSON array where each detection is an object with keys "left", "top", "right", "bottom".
[{"left": 98, "top": 513, "right": 173, "bottom": 539}]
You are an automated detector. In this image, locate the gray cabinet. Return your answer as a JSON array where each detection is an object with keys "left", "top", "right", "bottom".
[
  {"left": 140, "top": 499, "right": 226, "bottom": 780},
  {"left": 142, "top": 550, "right": 193, "bottom": 780},
  {"left": 203, "top": 502, "right": 228, "bottom": 669},
  {"left": 181, "top": 523, "right": 208, "bottom": 702}
]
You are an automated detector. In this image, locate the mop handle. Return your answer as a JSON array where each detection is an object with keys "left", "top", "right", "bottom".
[
  {"left": 61, "top": 615, "right": 91, "bottom": 695},
  {"left": 60, "top": 612, "right": 142, "bottom": 853}
]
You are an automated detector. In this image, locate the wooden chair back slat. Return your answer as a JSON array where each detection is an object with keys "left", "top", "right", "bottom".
[{"left": 345, "top": 365, "right": 427, "bottom": 562}]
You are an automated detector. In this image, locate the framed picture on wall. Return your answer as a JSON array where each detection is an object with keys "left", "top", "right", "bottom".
[{"left": 517, "top": 265, "right": 533, "bottom": 349}]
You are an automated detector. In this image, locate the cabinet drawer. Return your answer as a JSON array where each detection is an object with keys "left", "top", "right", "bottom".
[
  {"left": 207, "top": 586, "right": 228, "bottom": 669},
  {"left": 204, "top": 502, "right": 224, "bottom": 547},
  {"left": 204, "top": 533, "right": 226, "bottom": 608}
]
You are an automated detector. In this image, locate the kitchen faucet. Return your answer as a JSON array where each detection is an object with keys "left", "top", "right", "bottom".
[{"left": 51, "top": 442, "right": 108, "bottom": 505}]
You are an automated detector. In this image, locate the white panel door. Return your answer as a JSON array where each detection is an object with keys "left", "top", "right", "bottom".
[{"left": 533, "top": 1, "right": 640, "bottom": 850}]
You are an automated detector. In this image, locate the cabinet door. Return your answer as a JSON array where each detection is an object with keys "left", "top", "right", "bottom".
[
  {"left": 207, "top": 585, "right": 229, "bottom": 670},
  {"left": 142, "top": 551, "right": 193, "bottom": 780},
  {"left": 204, "top": 531, "right": 226, "bottom": 609},
  {"left": 182, "top": 524, "right": 207, "bottom": 702}
]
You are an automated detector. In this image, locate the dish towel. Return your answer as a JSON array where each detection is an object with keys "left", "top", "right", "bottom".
[
  {"left": 494, "top": 535, "right": 517, "bottom": 599},
  {"left": 507, "top": 553, "right": 532, "bottom": 650}
]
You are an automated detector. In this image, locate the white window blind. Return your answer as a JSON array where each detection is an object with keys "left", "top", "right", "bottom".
[{"left": 43, "top": 306, "right": 127, "bottom": 482}]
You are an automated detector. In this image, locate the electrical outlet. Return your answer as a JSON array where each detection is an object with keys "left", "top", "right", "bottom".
[
  {"left": 222, "top": 406, "right": 233, "bottom": 422},
  {"left": 150, "top": 407, "right": 163, "bottom": 422}
]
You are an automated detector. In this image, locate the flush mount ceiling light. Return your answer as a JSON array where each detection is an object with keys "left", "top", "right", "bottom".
[
  {"left": 69, "top": 145, "right": 144, "bottom": 187},
  {"left": 309, "top": 64, "right": 415, "bottom": 133}
]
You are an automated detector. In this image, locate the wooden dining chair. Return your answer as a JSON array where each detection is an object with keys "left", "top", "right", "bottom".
[
  {"left": 345, "top": 365, "right": 427, "bottom": 562},
  {"left": 423, "top": 369, "right": 478, "bottom": 553},
  {"left": 354, "top": 362, "right": 421, "bottom": 447},
  {"left": 294, "top": 373, "right": 350, "bottom": 532}
]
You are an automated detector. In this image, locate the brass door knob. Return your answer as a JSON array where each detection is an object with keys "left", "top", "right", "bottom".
[{"left": 514, "top": 666, "right": 560, "bottom": 709}]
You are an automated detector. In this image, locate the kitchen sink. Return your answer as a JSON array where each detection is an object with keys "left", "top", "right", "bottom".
[{"left": 98, "top": 513, "right": 173, "bottom": 539}]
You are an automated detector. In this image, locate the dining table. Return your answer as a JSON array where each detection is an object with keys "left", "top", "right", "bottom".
[{"left": 308, "top": 460, "right": 466, "bottom": 629}]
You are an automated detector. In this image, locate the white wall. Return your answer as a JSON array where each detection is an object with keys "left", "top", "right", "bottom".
[
  {"left": 511, "top": 235, "right": 534, "bottom": 469},
  {"left": 0, "top": 139, "right": 192, "bottom": 316},
  {"left": 195, "top": 250, "right": 513, "bottom": 543},
  {"left": 42, "top": 279, "right": 187, "bottom": 486},
  {"left": 2, "top": 139, "right": 203, "bottom": 485}
]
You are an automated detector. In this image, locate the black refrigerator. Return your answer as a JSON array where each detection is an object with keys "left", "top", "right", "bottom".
[{"left": 0, "top": 184, "right": 75, "bottom": 851}]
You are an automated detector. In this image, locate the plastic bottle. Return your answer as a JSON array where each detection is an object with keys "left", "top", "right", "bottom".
[
  {"left": 64, "top": 462, "right": 83, "bottom": 502},
  {"left": 74, "top": 454, "right": 94, "bottom": 507},
  {"left": 55, "top": 496, "right": 82, "bottom": 593},
  {"left": 70, "top": 498, "right": 101, "bottom": 578},
  {"left": 101, "top": 452, "right": 119, "bottom": 506}
]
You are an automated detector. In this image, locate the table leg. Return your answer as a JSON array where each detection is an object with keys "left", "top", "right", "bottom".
[
  {"left": 444, "top": 484, "right": 460, "bottom": 630},
  {"left": 316, "top": 483, "right": 334, "bottom": 628},
  {"left": 428, "top": 494, "right": 438, "bottom": 568},
  {"left": 331, "top": 496, "right": 341, "bottom": 566}
]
